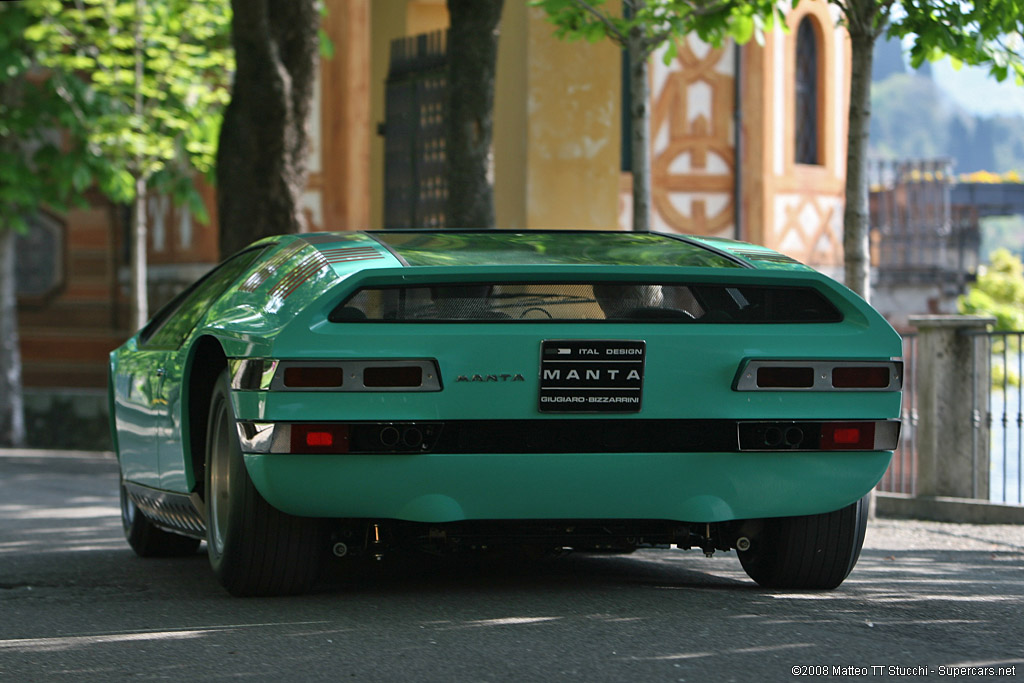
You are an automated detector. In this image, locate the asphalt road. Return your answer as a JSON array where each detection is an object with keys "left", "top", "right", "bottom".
[{"left": 1, "top": 451, "right": 1022, "bottom": 682}]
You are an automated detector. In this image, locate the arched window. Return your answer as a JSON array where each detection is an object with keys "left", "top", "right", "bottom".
[{"left": 795, "top": 17, "right": 820, "bottom": 165}]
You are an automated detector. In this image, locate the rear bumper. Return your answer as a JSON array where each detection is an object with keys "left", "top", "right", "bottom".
[{"left": 243, "top": 450, "right": 892, "bottom": 523}]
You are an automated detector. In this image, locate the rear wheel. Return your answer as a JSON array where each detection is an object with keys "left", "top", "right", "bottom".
[
  {"left": 205, "top": 369, "right": 325, "bottom": 596},
  {"left": 120, "top": 475, "right": 200, "bottom": 557},
  {"left": 738, "top": 495, "right": 869, "bottom": 590}
]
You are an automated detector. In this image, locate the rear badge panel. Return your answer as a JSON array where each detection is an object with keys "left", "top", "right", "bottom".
[{"left": 539, "top": 340, "right": 645, "bottom": 413}]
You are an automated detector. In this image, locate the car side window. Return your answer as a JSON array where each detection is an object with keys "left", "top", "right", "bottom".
[{"left": 140, "top": 248, "right": 264, "bottom": 349}]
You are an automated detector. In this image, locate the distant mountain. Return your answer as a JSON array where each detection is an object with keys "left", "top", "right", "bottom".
[{"left": 870, "top": 37, "right": 1024, "bottom": 174}]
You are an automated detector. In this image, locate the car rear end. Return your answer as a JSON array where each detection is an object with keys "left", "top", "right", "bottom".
[{"left": 229, "top": 262, "right": 901, "bottom": 528}]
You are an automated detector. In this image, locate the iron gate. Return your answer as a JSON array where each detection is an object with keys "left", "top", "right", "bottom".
[{"left": 383, "top": 30, "right": 448, "bottom": 230}]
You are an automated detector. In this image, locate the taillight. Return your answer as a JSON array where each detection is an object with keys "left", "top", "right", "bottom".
[
  {"left": 290, "top": 424, "right": 350, "bottom": 453},
  {"left": 735, "top": 360, "right": 902, "bottom": 391},
  {"left": 238, "top": 421, "right": 442, "bottom": 454},
  {"left": 831, "top": 366, "right": 890, "bottom": 389},
  {"left": 738, "top": 420, "right": 899, "bottom": 451},
  {"left": 363, "top": 365, "right": 424, "bottom": 388},
  {"left": 820, "top": 422, "right": 876, "bottom": 450},
  {"left": 229, "top": 359, "right": 442, "bottom": 392},
  {"left": 283, "top": 366, "right": 344, "bottom": 388},
  {"left": 756, "top": 366, "right": 814, "bottom": 388}
]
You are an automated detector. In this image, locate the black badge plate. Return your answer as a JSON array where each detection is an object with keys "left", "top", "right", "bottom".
[{"left": 539, "top": 340, "right": 645, "bottom": 413}]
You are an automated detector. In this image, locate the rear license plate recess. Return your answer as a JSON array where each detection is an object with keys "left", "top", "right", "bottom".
[{"left": 538, "top": 340, "right": 645, "bottom": 413}]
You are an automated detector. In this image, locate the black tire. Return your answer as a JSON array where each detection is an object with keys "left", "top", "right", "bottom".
[
  {"left": 120, "top": 474, "right": 201, "bottom": 557},
  {"left": 205, "top": 369, "right": 325, "bottom": 596},
  {"left": 738, "top": 494, "right": 869, "bottom": 590}
]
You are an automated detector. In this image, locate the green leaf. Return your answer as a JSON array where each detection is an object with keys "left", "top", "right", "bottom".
[
  {"left": 72, "top": 165, "right": 92, "bottom": 192},
  {"left": 318, "top": 27, "right": 335, "bottom": 59},
  {"left": 729, "top": 14, "right": 754, "bottom": 44}
]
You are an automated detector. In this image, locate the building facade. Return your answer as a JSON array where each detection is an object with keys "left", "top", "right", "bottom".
[{"left": 17, "top": 0, "right": 851, "bottom": 401}]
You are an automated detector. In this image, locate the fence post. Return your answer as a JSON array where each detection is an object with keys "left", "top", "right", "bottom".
[{"left": 909, "top": 315, "right": 993, "bottom": 500}]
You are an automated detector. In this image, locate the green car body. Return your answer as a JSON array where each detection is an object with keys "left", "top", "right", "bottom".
[{"left": 110, "top": 230, "right": 902, "bottom": 595}]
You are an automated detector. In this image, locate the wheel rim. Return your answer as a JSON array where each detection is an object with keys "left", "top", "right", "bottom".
[
  {"left": 208, "top": 396, "right": 232, "bottom": 556},
  {"left": 119, "top": 477, "right": 136, "bottom": 530}
]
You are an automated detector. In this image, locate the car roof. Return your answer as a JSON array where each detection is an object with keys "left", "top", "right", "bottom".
[{"left": 361, "top": 230, "right": 749, "bottom": 269}]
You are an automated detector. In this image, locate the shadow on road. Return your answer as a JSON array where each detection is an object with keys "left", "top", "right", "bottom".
[{"left": 2, "top": 453, "right": 1023, "bottom": 682}]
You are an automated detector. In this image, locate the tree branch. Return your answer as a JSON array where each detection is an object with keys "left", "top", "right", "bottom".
[
  {"left": 688, "top": 0, "right": 732, "bottom": 18},
  {"left": 639, "top": 28, "right": 674, "bottom": 60},
  {"left": 871, "top": 0, "right": 895, "bottom": 39},
  {"left": 571, "top": 0, "right": 628, "bottom": 44}
]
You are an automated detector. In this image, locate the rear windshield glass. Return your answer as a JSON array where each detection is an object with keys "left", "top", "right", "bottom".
[{"left": 330, "top": 283, "right": 842, "bottom": 323}]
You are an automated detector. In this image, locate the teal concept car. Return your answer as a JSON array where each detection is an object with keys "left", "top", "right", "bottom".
[{"left": 109, "top": 230, "right": 902, "bottom": 596}]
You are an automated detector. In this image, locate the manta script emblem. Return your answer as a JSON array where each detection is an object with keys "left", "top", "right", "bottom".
[{"left": 456, "top": 373, "right": 526, "bottom": 383}]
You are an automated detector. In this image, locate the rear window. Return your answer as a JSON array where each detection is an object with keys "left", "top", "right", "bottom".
[{"left": 329, "top": 283, "right": 842, "bottom": 323}]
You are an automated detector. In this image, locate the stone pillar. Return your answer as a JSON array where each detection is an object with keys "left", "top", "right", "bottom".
[{"left": 909, "top": 315, "right": 994, "bottom": 500}]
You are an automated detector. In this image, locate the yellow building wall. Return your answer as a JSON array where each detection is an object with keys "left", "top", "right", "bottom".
[
  {"left": 366, "top": 0, "right": 621, "bottom": 231},
  {"left": 507, "top": 5, "right": 621, "bottom": 229},
  {"left": 405, "top": 0, "right": 448, "bottom": 35}
]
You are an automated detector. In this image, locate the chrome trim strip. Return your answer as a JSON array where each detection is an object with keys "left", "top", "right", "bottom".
[
  {"left": 229, "top": 358, "right": 279, "bottom": 391},
  {"left": 236, "top": 421, "right": 286, "bottom": 453},
  {"left": 733, "top": 359, "right": 903, "bottom": 392},
  {"left": 873, "top": 419, "right": 902, "bottom": 451}
]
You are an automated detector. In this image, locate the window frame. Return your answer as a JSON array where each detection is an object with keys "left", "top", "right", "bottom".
[{"left": 794, "top": 16, "right": 822, "bottom": 167}]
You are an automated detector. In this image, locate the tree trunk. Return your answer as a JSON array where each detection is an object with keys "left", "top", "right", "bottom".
[
  {"left": 131, "top": 176, "right": 149, "bottom": 331},
  {"left": 843, "top": 25, "right": 876, "bottom": 301},
  {"left": 445, "top": 0, "right": 503, "bottom": 229},
  {"left": 0, "top": 228, "right": 26, "bottom": 448},
  {"left": 628, "top": 26, "right": 651, "bottom": 232},
  {"left": 217, "top": 0, "right": 319, "bottom": 258},
  {"left": 131, "top": 0, "right": 148, "bottom": 330},
  {"left": 0, "top": 54, "right": 26, "bottom": 447}
]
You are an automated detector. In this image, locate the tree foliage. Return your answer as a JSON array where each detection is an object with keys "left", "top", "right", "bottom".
[
  {"left": 24, "top": 0, "right": 233, "bottom": 197},
  {"left": 536, "top": 0, "right": 781, "bottom": 54},
  {"left": 0, "top": 2, "right": 109, "bottom": 447},
  {"left": 959, "top": 248, "right": 1024, "bottom": 331},
  {"left": 25, "top": 0, "right": 232, "bottom": 328},
  {"left": 25, "top": 0, "right": 232, "bottom": 202},
  {"left": 0, "top": 5, "right": 99, "bottom": 232}
]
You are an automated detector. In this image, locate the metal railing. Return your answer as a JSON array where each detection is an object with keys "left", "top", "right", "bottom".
[
  {"left": 978, "top": 331, "right": 1024, "bottom": 505},
  {"left": 878, "top": 333, "right": 918, "bottom": 495},
  {"left": 887, "top": 328, "right": 1024, "bottom": 505}
]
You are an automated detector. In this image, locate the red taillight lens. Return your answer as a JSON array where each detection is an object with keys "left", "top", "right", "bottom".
[
  {"left": 832, "top": 366, "right": 890, "bottom": 389},
  {"left": 283, "top": 366, "right": 345, "bottom": 388},
  {"left": 290, "top": 424, "right": 350, "bottom": 453},
  {"left": 305, "top": 431, "right": 333, "bottom": 446},
  {"left": 821, "top": 422, "right": 875, "bottom": 450},
  {"left": 363, "top": 366, "right": 424, "bottom": 388},
  {"left": 756, "top": 366, "right": 814, "bottom": 388}
]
